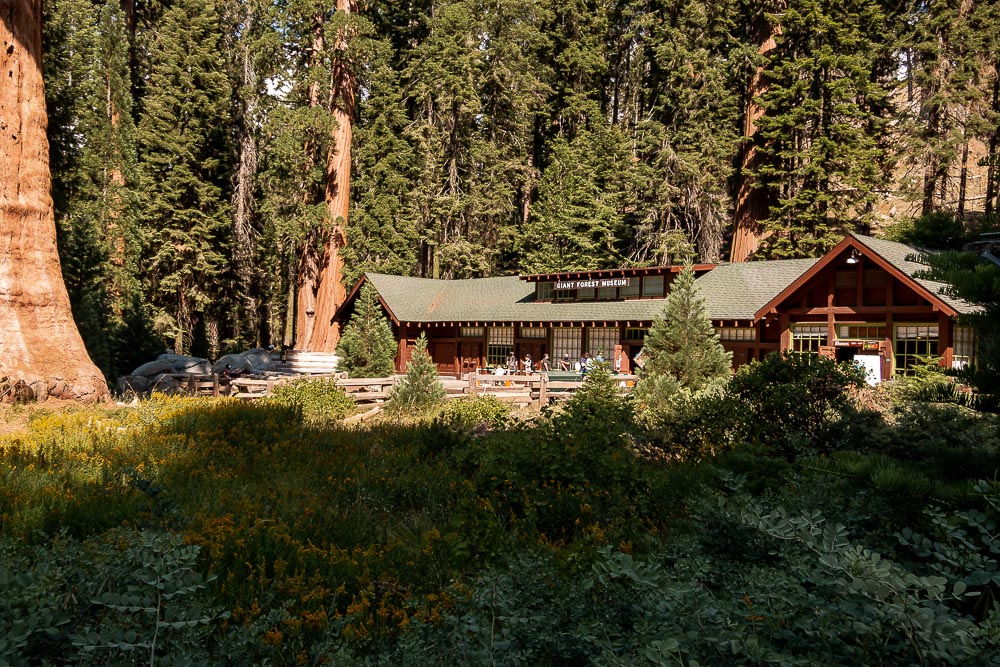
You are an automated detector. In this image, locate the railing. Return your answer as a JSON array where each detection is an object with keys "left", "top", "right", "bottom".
[
  {"left": 165, "top": 370, "right": 638, "bottom": 408},
  {"left": 467, "top": 371, "right": 639, "bottom": 406}
]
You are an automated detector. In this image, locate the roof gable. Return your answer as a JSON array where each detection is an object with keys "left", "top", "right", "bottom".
[{"left": 752, "top": 233, "right": 979, "bottom": 320}]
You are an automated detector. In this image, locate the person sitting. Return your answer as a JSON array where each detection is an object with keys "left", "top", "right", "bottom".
[
  {"left": 558, "top": 353, "right": 572, "bottom": 371},
  {"left": 539, "top": 353, "right": 551, "bottom": 372}
]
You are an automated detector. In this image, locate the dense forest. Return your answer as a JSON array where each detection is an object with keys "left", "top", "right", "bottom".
[{"left": 41, "top": 0, "right": 1000, "bottom": 376}]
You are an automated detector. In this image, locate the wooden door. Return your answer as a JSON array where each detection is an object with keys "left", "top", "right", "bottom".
[
  {"left": 460, "top": 342, "right": 482, "bottom": 374},
  {"left": 432, "top": 342, "right": 458, "bottom": 374}
]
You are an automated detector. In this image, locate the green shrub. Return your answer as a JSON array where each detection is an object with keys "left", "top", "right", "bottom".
[
  {"left": 889, "top": 355, "right": 975, "bottom": 406},
  {"left": 439, "top": 395, "right": 513, "bottom": 432},
  {"left": 638, "top": 385, "right": 745, "bottom": 461},
  {"left": 728, "top": 352, "right": 868, "bottom": 458},
  {"left": 267, "top": 378, "right": 355, "bottom": 422},
  {"left": 0, "top": 528, "right": 227, "bottom": 665}
]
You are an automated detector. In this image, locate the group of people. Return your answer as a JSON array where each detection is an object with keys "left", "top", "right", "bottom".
[
  {"left": 556, "top": 351, "right": 603, "bottom": 375},
  {"left": 498, "top": 349, "right": 617, "bottom": 375},
  {"left": 504, "top": 351, "right": 551, "bottom": 373}
]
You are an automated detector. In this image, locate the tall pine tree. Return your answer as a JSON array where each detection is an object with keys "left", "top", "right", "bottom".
[
  {"left": 136, "top": 0, "right": 233, "bottom": 356},
  {"left": 753, "top": 0, "right": 892, "bottom": 258}
]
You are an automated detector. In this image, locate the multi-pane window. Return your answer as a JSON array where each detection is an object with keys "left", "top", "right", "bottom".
[
  {"left": 619, "top": 278, "right": 640, "bottom": 298},
  {"left": 536, "top": 282, "right": 554, "bottom": 301},
  {"left": 459, "top": 327, "right": 484, "bottom": 338},
  {"left": 520, "top": 327, "right": 548, "bottom": 339},
  {"left": 952, "top": 326, "right": 975, "bottom": 370},
  {"left": 587, "top": 327, "right": 619, "bottom": 359},
  {"left": 894, "top": 324, "right": 939, "bottom": 375},
  {"left": 598, "top": 286, "right": 617, "bottom": 299},
  {"left": 577, "top": 287, "right": 596, "bottom": 300},
  {"left": 718, "top": 327, "right": 756, "bottom": 342},
  {"left": 552, "top": 328, "right": 582, "bottom": 364},
  {"left": 487, "top": 327, "right": 514, "bottom": 367},
  {"left": 555, "top": 287, "right": 574, "bottom": 301},
  {"left": 642, "top": 276, "right": 664, "bottom": 297},
  {"left": 838, "top": 324, "right": 887, "bottom": 339},
  {"left": 624, "top": 327, "right": 648, "bottom": 341},
  {"left": 791, "top": 325, "right": 827, "bottom": 354}
]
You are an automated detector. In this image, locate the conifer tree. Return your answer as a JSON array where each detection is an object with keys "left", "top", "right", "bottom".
[
  {"left": 917, "top": 251, "right": 1000, "bottom": 399},
  {"left": 335, "top": 284, "right": 397, "bottom": 378},
  {"left": 898, "top": 0, "right": 992, "bottom": 217},
  {"left": 388, "top": 333, "right": 446, "bottom": 414},
  {"left": 634, "top": 266, "right": 731, "bottom": 415},
  {"left": 44, "top": 0, "right": 146, "bottom": 378},
  {"left": 626, "top": 0, "right": 743, "bottom": 264},
  {"left": 0, "top": 0, "right": 109, "bottom": 401},
  {"left": 519, "top": 114, "right": 633, "bottom": 272},
  {"left": 343, "top": 38, "right": 420, "bottom": 285},
  {"left": 753, "top": 0, "right": 892, "bottom": 258},
  {"left": 135, "top": 0, "right": 233, "bottom": 355}
]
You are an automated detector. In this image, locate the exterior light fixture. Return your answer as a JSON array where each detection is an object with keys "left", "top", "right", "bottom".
[
  {"left": 305, "top": 307, "right": 316, "bottom": 316},
  {"left": 845, "top": 250, "right": 860, "bottom": 265}
]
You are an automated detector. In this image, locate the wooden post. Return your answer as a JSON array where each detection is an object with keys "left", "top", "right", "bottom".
[
  {"left": 266, "top": 379, "right": 274, "bottom": 397},
  {"left": 468, "top": 372, "right": 477, "bottom": 396},
  {"left": 538, "top": 374, "right": 547, "bottom": 407},
  {"left": 212, "top": 373, "right": 220, "bottom": 398},
  {"left": 188, "top": 373, "right": 196, "bottom": 396}
]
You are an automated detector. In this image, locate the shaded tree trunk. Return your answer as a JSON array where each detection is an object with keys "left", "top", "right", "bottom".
[
  {"left": 0, "top": 1, "right": 108, "bottom": 402},
  {"left": 295, "top": 0, "right": 355, "bottom": 351},
  {"left": 731, "top": 11, "right": 779, "bottom": 262}
]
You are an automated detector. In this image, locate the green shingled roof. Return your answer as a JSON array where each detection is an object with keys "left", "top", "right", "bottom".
[
  {"left": 358, "top": 233, "right": 979, "bottom": 325},
  {"left": 364, "top": 259, "right": 818, "bottom": 324},
  {"left": 693, "top": 259, "right": 820, "bottom": 320}
]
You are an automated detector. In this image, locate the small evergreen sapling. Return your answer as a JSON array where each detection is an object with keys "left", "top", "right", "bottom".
[
  {"left": 388, "top": 333, "right": 445, "bottom": 414},
  {"left": 634, "top": 265, "right": 731, "bottom": 419},
  {"left": 335, "top": 283, "right": 397, "bottom": 378}
]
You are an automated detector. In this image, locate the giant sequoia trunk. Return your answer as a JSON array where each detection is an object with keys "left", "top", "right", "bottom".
[
  {"left": 0, "top": 2, "right": 108, "bottom": 402},
  {"left": 730, "top": 12, "right": 780, "bottom": 263},
  {"left": 295, "top": 0, "right": 354, "bottom": 352}
]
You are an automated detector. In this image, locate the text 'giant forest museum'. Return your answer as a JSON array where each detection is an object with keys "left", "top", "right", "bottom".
[{"left": 332, "top": 234, "right": 981, "bottom": 382}]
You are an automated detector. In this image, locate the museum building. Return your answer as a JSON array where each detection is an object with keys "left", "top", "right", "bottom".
[{"left": 332, "top": 233, "right": 980, "bottom": 381}]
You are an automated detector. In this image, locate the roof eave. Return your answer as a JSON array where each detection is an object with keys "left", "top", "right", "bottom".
[{"left": 752, "top": 235, "right": 959, "bottom": 322}]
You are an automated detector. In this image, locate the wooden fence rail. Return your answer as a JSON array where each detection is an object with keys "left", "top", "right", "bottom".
[{"left": 169, "top": 371, "right": 638, "bottom": 408}]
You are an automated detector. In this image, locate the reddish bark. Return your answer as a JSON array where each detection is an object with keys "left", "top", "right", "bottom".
[
  {"left": 0, "top": 1, "right": 109, "bottom": 402},
  {"left": 295, "top": 0, "right": 355, "bottom": 351},
  {"left": 730, "top": 11, "right": 780, "bottom": 263}
]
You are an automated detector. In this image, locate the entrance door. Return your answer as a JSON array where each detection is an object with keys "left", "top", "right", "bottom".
[
  {"left": 460, "top": 342, "right": 482, "bottom": 375},
  {"left": 432, "top": 342, "right": 457, "bottom": 375}
]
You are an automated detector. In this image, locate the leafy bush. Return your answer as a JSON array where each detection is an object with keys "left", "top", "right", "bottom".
[
  {"left": 728, "top": 352, "right": 868, "bottom": 458},
  {"left": 0, "top": 528, "right": 227, "bottom": 665},
  {"left": 890, "top": 355, "right": 976, "bottom": 406},
  {"left": 638, "top": 385, "right": 745, "bottom": 461},
  {"left": 439, "top": 395, "right": 512, "bottom": 432},
  {"left": 884, "top": 211, "right": 969, "bottom": 250},
  {"left": 267, "top": 378, "right": 355, "bottom": 422}
]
